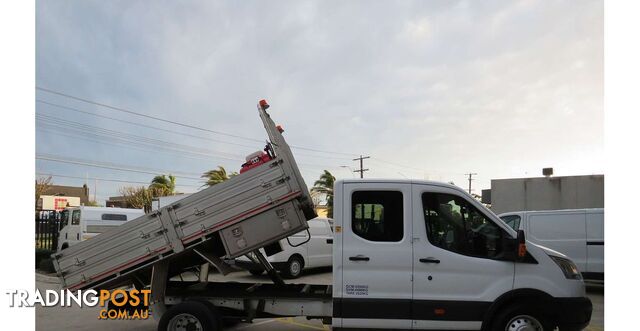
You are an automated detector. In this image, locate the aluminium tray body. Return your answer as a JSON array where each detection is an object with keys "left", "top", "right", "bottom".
[{"left": 53, "top": 104, "right": 316, "bottom": 290}]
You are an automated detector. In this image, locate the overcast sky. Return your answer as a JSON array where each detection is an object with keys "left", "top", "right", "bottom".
[{"left": 36, "top": 0, "right": 603, "bottom": 203}]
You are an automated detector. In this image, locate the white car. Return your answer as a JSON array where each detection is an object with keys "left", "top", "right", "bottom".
[{"left": 234, "top": 217, "right": 333, "bottom": 278}]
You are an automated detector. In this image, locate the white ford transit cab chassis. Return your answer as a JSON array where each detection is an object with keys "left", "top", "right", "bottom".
[
  {"left": 54, "top": 101, "right": 591, "bottom": 331},
  {"left": 146, "top": 180, "right": 591, "bottom": 331}
]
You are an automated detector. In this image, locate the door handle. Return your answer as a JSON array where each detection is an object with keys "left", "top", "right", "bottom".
[
  {"left": 419, "top": 258, "right": 440, "bottom": 264},
  {"left": 349, "top": 255, "right": 370, "bottom": 261},
  {"left": 326, "top": 239, "right": 333, "bottom": 244}
]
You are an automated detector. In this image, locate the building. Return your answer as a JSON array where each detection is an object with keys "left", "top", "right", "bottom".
[
  {"left": 487, "top": 174, "right": 604, "bottom": 214},
  {"left": 38, "top": 184, "right": 90, "bottom": 205}
]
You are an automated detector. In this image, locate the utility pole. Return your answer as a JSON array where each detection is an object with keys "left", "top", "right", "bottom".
[
  {"left": 353, "top": 155, "right": 370, "bottom": 178},
  {"left": 465, "top": 173, "right": 477, "bottom": 194}
]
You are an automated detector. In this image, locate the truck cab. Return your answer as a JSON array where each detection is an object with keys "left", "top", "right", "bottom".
[
  {"left": 57, "top": 206, "right": 144, "bottom": 251},
  {"left": 332, "top": 179, "right": 591, "bottom": 330}
]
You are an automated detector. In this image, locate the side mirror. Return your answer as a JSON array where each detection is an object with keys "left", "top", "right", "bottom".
[{"left": 516, "top": 229, "right": 527, "bottom": 261}]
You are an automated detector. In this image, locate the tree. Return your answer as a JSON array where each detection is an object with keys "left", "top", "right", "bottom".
[
  {"left": 202, "top": 166, "right": 237, "bottom": 187},
  {"left": 311, "top": 170, "right": 336, "bottom": 218},
  {"left": 119, "top": 186, "right": 154, "bottom": 212},
  {"left": 35, "top": 176, "right": 52, "bottom": 209},
  {"left": 149, "top": 174, "right": 176, "bottom": 196}
]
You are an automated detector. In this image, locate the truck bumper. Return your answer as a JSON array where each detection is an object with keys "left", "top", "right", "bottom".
[{"left": 551, "top": 297, "right": 592, "bottom": 330}]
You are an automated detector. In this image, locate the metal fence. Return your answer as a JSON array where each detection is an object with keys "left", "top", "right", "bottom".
[{"left": 36, "top": 210, "right": 63, "bottom": 251}]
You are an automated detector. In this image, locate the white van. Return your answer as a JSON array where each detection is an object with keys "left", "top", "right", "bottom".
[
  {"left": 234, "top": 217, "right": 333, "bottom": 278},
  {"left": 57, "top": 206, "right": 144, "bottom": 251},
  {"left": 499, "top": 208, "right": 604, "bottom": 281}
]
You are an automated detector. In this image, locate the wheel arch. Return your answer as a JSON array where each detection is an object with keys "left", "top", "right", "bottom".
[{"left": 481, "top": 288, "right": 554, "bottom": 331}]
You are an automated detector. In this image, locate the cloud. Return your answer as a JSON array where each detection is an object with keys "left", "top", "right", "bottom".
[{"left": 36, "top": 0, "right": 603, "bottom": 199}]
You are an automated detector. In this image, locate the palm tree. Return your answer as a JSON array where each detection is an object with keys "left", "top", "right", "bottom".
[
  {"left": 311, "top": 170, "right": 336, "bottom": 218},
  {"left": 202, "top": 166, "right": 238, "bottom": 187},
  {"left": 149, "top": 174, "right": 176, "bottom": 196}
]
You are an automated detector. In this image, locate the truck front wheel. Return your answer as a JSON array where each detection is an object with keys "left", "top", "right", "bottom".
[
  {"left": 491, "top": 303, "right": 553, "bottom": 331},
  {"left": 158, "top": 301, "right": 220, "bottom": 331}
]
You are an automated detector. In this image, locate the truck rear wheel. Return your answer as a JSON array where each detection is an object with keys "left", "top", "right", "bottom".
[
  {"left": 158, "top": 301, "right": 220, "bottom": 331},
  {"left": 491, "top": 303, "right": 553, "bottom": 331}
]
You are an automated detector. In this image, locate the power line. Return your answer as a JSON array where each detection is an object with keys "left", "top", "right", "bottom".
[
  {"left": 370, "top": 157, "right": 464, "bottom": 176},
  {"left": 36, "top": 114, "right": 245, "bottom": 161},
  {"left": 36, "top": 124, "right": 346, "bottom": 184},
  {"left": 36, "top": 87, "right": 265, "bottom": 143},
  {"left": 35, "top": 88, "right": 358, "bottom": 156},
  {"left": 37, "top": 100, "right": 354, "bottom": 161},
  {"left": 37, "top": 99, "right": 263, "bottom": 150},
  {"left": 36, "top": 172, "right": 201, "bottom": 188},
  {"left": 36, "top": 154, "right": 204, "bottom": 180}
]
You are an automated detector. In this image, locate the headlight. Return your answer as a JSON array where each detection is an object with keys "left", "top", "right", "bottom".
[{"left": 549, "top": 255, "right": 582, "bottom": 280}]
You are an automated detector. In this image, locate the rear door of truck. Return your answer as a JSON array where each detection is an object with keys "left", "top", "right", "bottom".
[{"left": 337, "top": 182, "right": 413, "bottom": 329}]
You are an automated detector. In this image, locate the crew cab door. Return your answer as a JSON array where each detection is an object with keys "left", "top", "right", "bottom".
[
  {"left": 339, "top": 183, "right": 413, "bottom": 329},
  {"left": 411, "top": 184, "right": 515, "bottom": 330}
]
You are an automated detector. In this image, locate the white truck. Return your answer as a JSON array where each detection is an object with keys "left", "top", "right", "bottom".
[
  {"left": 57, "top": 206, "right": 145, "bottom": 250},
  {"left": 53, "top": 101, "right": 592, "bottom": 331}
]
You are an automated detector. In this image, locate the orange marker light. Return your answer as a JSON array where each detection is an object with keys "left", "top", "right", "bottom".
[
  {"left": 434, "top": 308, "right": 446, "bottom": 316},
  {"left": 518, "top": 243, "right": 527, "bottom": 258}
]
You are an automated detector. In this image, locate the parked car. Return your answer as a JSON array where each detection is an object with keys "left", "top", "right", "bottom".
[
  {"left": 499, "top": 208, "right": 604, "bottom": 281},
  {"left": 234, "top": 217, "right": 333, "bottom": 278},
  {"left": 57, "top": 206, "right": 145, "bottom": 251}
]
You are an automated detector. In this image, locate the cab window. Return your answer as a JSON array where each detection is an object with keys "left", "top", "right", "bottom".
[
  {"left": 71, "top": 210, "right": 81, "bottom": 225},
  {"left": 101, "top": 214, "right": 127, "bottom": 221},
  {"left": 500, "top": 215, "right": 521, "bottom": 231},
  {"left": 352, "top": 191, "right": 403, "bottom": 242},
  {"left": 60, "top": 210, "right": 70, "bottom": 228},
  {"left": 422, "top": 193, "right": 504, "bottom": 259}
]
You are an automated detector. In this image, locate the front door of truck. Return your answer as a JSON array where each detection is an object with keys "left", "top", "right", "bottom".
[
  {"left": 411, "top": 184, "right": 515, "bottom": 330},
  {"left": 339, "top": 183, "right": 413, "bottom": 329}
]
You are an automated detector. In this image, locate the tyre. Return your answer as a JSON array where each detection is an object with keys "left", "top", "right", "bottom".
[
  {"left": 158, "top": 301, "right": 220, "bottom": 331},
  {"left": 491, "top": 303, "right": 553, "bottom": 331},
  {"left": 249, "top": 269, "right": 264, "bottom": 276},
  {"left": 282, "top": 255, "right": 304, "bottom": 279}
]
